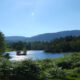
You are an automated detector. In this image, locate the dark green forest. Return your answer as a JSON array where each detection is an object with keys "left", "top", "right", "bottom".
[
  {"left": 45, "top": 36, "right": 80, "bottom": 53},
  {"left": 7, "top": 41, "right": 47, "bottom": 51},
  {"left": 7, "top": 36, "right": 80, "bottom": 53}
]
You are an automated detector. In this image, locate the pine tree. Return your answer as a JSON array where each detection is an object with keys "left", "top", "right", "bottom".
[{"left": 0, "top": 32, "right": 6, "bottom": 54}]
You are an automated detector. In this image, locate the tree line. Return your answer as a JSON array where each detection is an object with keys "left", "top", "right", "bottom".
[
  {"left": 7, "top": 36, "right": 80, "bottom": 53},
  {"left": 8, "top": 41, "right": 47, "bottom": 51},
  {"left": 45, "top": 36, "right": 80, "bottom": 53}
]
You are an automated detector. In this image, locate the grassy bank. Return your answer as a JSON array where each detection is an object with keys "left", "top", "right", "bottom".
[{"left": 0, "top": 52, "right": 80, "bottom": 80}]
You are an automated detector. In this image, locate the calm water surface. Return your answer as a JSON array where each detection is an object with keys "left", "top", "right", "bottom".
[{"left": 6, "top": 50, "right": 66, "bottom": 61}]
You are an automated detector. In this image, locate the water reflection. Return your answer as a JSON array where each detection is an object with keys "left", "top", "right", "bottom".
[{"left": 6, "top": 50, "right": 65, "bottom": 61}]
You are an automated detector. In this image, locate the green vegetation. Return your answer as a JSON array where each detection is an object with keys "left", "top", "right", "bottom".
[
  {"left": 7, "top": 36, "right": 80, "bottom": 53},
  {"left": 0, "top": 32, "right": 80, "bottom": 80},
  {"left": 10, "top": 41, "right": 26, "bottom": 51},
  {"left": 0, "top": 32, "right": 6, "bottom": 54},
  {"left": 27, "top": 41, "right": 47, "bottom": 50},
  {"left": 0, "top": 53, "right": 80, "bottom": 80},
  {"left": 8, "top": 41, "right": 47, "bottom": 51},
  {"left": 45, "top": 36, "right": 80, "bottom": 53},
  {"left": 0, "top": 32, "right": 10, "bottom": 59}
]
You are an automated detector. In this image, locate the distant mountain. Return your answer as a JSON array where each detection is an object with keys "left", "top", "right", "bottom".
[
  {"left": 28, "top": 30, "right": 80, "bottom": 42},
  {"left": 5, "top": 30, "right": 80, "bottom": 42},
  {"left": 5, "top": 36, "right": 27, "bottom": 41}
]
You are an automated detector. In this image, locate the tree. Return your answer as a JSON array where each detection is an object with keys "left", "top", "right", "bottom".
[
  {"left": 12, "top": 41, "right": 26, "bottom": 51},
  {"left": 45, "top": 36, "right": 80, "bottom": 53},
  {"left": 12, "top": 60, "right": 41, "bottom": 80},
  {"left": 0, "top": 32, "right": 6, "bottom": 54}
]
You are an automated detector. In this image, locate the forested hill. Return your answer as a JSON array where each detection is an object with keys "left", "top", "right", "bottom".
[
  {"left": 5, "top": 30, "right": 80, "bottom": 42},
  {"left": 27, "top": 30, "right": 80, "bottom": 42},
  {"left": 5, "top": 36, "right": 27, "bottom": 41}
]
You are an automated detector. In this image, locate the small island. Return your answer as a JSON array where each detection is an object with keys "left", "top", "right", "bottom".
[
  {"left": 11, "top": 41, "right": 27, "bottom": 55},
  {"left": 17, "top": 50, "right": 27, "bottom": 55}
]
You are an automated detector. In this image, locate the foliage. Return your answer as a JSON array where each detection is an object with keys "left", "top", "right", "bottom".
[
  {"left": 12, "top": 59, "right": 41, "bottom": 80},
  {"left": 0, "top": 32, "right": 6, "bottom": 54},
  {"left": 45, "top": 36, "right": 80, "bottom": 53},
  {"left": 7, "top": 41, "right": 48, "bottom": 51},
  {"left": 0, "top": 59, "right": 41, "bottom": 80},
  {"left": 0, "top": 59, "right": 12, "bottom": 80},
  {"left": 36, "top": 53, "right": 80, "bottom": 80},
  {"left": 0, "top": 53, "right": 80, "bottom": 80},
  {"left": 29, "top": 41, "right": 46, "bottom": 50},
  {"left": 11, "top": 41, "right": 26, "bottom": 51}
]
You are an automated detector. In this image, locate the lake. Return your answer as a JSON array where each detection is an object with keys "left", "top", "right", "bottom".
[{"left": 6, "top": 50, "right": 66, "bottom": 61}]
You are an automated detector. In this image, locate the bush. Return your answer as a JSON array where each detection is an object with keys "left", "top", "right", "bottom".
[
  {"left": 0, "top": 59, "right": 12, "bottom": 80},
  {"left": 0, "top": 52, "right": 80, "bottom": 80},
  {"left": 11, "top": 59, "right": 41, "bottom": 80},
  {"left": 4, "top": 53, "right": 10, "bottom": 59},
  {"left": 48, "top": 67, "right": 66, "bottom": 80}
]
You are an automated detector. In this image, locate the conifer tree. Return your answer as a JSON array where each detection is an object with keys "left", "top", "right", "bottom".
[{"left": 0, "top": 32, "right": 6, "bottom": 54}]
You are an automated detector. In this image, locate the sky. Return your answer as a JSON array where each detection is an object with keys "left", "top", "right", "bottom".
[{"left": 0, "top": 0, "right": 80, "bottom": 37}]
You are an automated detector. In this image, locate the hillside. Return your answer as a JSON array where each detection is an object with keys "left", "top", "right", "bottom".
[
  {"left": 5, "top": 30, "right": 80, "bottom": 42},
  {"left": 5, "top": 36, "right": 27, "bottom": 41}
]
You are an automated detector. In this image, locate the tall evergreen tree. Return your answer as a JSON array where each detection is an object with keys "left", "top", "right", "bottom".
[{"left": 0, "top": 32, "right": 6, "bottom": 54}]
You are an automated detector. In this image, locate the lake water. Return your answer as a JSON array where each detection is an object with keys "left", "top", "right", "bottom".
[{"left": 6, "top": 50, "right": 66, "bottom": 61}]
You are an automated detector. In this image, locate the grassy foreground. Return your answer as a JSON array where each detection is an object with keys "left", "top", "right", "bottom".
[{"left": 0, "top": 52, "right": 80, "bottom": 80}]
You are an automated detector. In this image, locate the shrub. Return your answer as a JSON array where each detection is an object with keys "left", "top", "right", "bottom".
[{"left": 12, "top": 59, "right": 41, "bottom": 80}]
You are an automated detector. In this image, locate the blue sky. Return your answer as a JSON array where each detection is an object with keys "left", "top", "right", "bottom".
[{"left": 0, "top": 0, "right": 80, "bottom": 37}]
